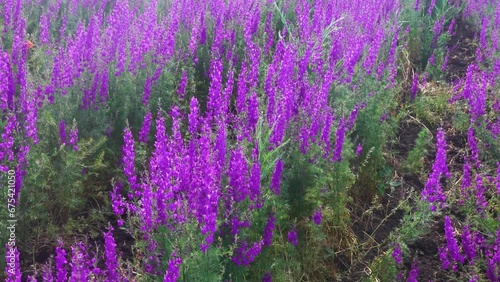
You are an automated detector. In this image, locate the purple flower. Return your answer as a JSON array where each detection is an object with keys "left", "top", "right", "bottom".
[
  {"left": 443, "top": 216, "right": 465, "bottom": 267},
  {"left": 0, "top": 115, "right": 16, "bottom": 167},
  {"left": 59, "top": 120, "right": 67, "bottom": 145},
  {"left": 356, "top": 144, "right": 363, "bottom": 157},
  {"left": 164, "top": 252, "right": 182, "bottom": 282},
  {"left": 262, "top": 272, "right": 272, "bottom": 282},
  {"left": 55, "top": 241, "right": 68, "bottom": 282},
  {"left": 270, "top": 159, "right": 284, "bottom": 195},
  {"left": 228, "top": 147, "right": 249, "bottom": 203},
  {"left": 139, "top": 111, "right": 152, "bottom": 143},
  {"left": 5, "top": 245, "right": 20, "bottom": 282},
  {"left": 110, "top": 181, "right": 125, "bottom": 217},
  {"left": 122, "top": 126, "right": 138, "bottom": 196},
  {"left": 142, "top": 78, "right": 152, "bottom": 106},
  {"left": 177, "top": 71, "right": 187, "bottom": 99},
  {"left": 312, "top": 209, "right": 322, "bottom": 225},
  {"left": 428, "top": 0, "right": 436, "bottom": 15},
  {"left": 461, "top": 225, "right": 477, "bottom": 263},
  {"left": 42, "top": 262, "right": 53, "bottom": 281},
  {"left": 414, "top": 0, "right": 420, "bottom": 10},
  {"left": 70, "top": 242, "right": 91, "bottom": 282},
  {"left": 407, "top": 260, "right": 419, "bottom": 282},
  {"left": 496, "top": 162, "right": 500, "bottom": 195},
  {"left": 232, "top": 240, "right": 263, "bottom": 266},
  {"left": 69, "top": 125, "right": 78, "bottom": 151},
  {"left": 392, "top": 243, "right": 402, "bottom": 264},
  {"left": 475, "top": 174, "right": 487, "bottom": 214},
  {"left": 421, "top": 128, "right": 450, "bottom": 210},
  {"left": 188, "top": 97, "right": 199, "bottom": 135},
  {"left": 263, "top": 213, "right": 276, "bottom": 246},
  {"left": 332, "top": 118, "right": 346, "bottom": 162},
  {"left": 288, "top": 228, "right": 298, "bottom": 246},
  {"left": 439, "top": 246, "right": 450, "bottom": 270},
  {"left": 104, "top": 226, "right": 119, "bottom": 281}
]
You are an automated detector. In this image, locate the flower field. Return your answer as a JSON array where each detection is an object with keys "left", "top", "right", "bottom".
[{"left": 1, "top": 0, "right": 500, "bottom": 281}]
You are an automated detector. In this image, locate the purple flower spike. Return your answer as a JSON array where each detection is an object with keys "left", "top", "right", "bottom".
[
  {"left": 59, "top": 120, "right": 67, "bottom": 145},
  {"left": 288, "top": 228, "right": 298, "bottom": 246},
  {"left": 407, "top": 260, "right": 419, "bottom": 282},
  {"left": 69, "top": 126, "right": 78, "bottom": 151},
  {"left": 270, "top": 159, "right": 284, "bottom": 195},
  {"left": 104, "top": 226, "right": 119, "bottom": 281},
  {"left": 392, "top": 243, "right": 402, "bottom": 264},
  {"left": 356, "top": 144, "right": 363, "bottom": 157},
  {"left": 164, "top": 252, "right": 182, "bottom": 282},
  {"left": 312, "top": 208, "right": 322, "bottom": 225}
]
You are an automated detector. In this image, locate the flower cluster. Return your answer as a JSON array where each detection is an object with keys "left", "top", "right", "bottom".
[{"left": 421, "top": 129, "right": 450, "bottom": 211}]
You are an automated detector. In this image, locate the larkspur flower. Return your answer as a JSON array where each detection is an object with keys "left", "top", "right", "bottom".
[
  {"left": 104, "top": 226, "right": 119, "bottom": 281},
  {"left": 5, "top": 245, "right": 20, "bottom": 282},
  {"left": 428, "top": 0, "right": 436, "bottom": 15},
  {"left": 392, "top": 243, "right": 402, "bottom": 264},
  {"left": 55, "top": 241, "right": 68, "bottom": 281},
  {"left": 422, "top": 128, "right": 450, "bottom": 210},
  {"left": 442, "top": 216, "right": 465, "bottom": 268},
  {"left": 312, "top": 208, "right": 322, "bottom": 225},
  {"left": 356, "top": 143, "right": 363, "bottom": 157},
  {"left": 69, "top": 242, "right": 91, "bottom": 282},
  {"left": 164, "top": 252, "right": 182, "bottom": 282},
  {"left": 122, "top": 126, "right": 138, "bottom": 196},
  {"left": 332, "top": 118, "right": 346, "bottom": 162},
  {"left": 407, "top": 260, "right": 419, "bottom": 282},
  {"left": 263, "top": 213, "right": 276, "bottom": 246},
  {"left": 139, "top": 111, "right": 152, "bottom": 143},
  {"left": 288, "top": 228, "right": 298, "bottom": 246},
  {"left": 69, "top": 125, "right": 78, "bottom": 151},
  {"left": 59, "top": 120, "right": 67, "bottom": 145},
  {"left": 262, "top": 272, "right": 272, "bottom": 282},
  {"left": 270, "top": 159, "right": 284, "bottom": 195},
  {"left": 461, "top": 225, "right": 477, "bottom": 263}
]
